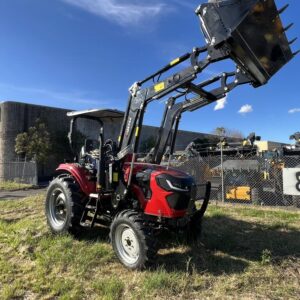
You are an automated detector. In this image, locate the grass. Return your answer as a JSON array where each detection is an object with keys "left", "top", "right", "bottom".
[
  {"left": 0, "top": 195, "right": 299, "bottom": 299},
  {"left": 0, "top": 180, "right": 33, "bottom": 191}
]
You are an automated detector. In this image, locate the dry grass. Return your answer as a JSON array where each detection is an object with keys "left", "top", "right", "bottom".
[
  {"left": 0, "top": 181, "right": 33, "bottom": 191},
  {"left": 0, "top": 195, "right": 299, "bottom": 299}
]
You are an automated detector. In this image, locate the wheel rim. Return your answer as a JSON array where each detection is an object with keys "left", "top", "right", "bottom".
[
  {"left": 115, "top": 224, "right": 140, "bottom": 265},
  {"left": 49, "top": 188, "right": 67, "bottom": 227}
]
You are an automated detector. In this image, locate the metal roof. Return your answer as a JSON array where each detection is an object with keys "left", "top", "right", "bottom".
[{"left": 67, "top": 108, "right": 124, "bottom": 120}]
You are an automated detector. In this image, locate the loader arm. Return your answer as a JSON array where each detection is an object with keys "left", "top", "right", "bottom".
[
  {"left": 150, "top": 68, "right": 251, "bottom": 164},
  {"left": 116, "top": 0, "right": 297, "bottom": 166},
  {"left": 147, "top": 0, "right": 300, "bottom": 164},
  {"left": 116, "top": 46, "right": 228, "bottom": 160}
]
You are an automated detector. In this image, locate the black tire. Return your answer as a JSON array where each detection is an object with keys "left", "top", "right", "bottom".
[
  {"left": 45, "top": 175, "right": 85, "bottom": 234},
  {"left": 110, "top": 210, "right": 158, "bottom": 270}
]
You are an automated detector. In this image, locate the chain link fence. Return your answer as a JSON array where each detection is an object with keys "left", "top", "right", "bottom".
[
  {"left": 166, "top": 151, "right": 300, "bottom": 208},
  {"left": 0, "top": 160, "right": 38, "bottom": 185}
]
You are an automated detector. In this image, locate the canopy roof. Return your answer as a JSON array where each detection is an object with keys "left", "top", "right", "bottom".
[{"left": 67, "top": 108, "right": 124, "bottom": 120}]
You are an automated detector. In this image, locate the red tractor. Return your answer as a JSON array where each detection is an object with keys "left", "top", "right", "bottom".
[{"left": 45, "top": 0, "right": 297, "bottom": 269}]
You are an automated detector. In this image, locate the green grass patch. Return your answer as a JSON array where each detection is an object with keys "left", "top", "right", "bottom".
[
  {"left": 142, "top": 269, "right": 185, "bottom": 295},
  {"left": 0, "top": 180, "right": 33, "bottom": 191},
  {"left": 0, "top": 195, "right": 299, "bottom": 299},
  {"left": 92, "top": 277, "right": 124, "bottom": 300}
]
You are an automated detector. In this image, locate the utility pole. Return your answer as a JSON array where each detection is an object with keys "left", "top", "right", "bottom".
[{"left": 220, "top": 138, "right": 225, "bottom": 203}]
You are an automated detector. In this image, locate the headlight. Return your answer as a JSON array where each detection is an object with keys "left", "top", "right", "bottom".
[
  {"left": 156, "top": 173, "right": 193, "bottom": 192},
  {"left": 166, "top": 180, "right": 189, "bottom": 192}
]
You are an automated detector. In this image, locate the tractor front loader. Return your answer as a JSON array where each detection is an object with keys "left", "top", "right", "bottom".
[{"left": 45, "top": 0, "right": 297, "bottom": 270}]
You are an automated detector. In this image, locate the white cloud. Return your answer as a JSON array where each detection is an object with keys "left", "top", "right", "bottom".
[
  {"left": 238, "top": 104, "right": 253, "bottom": 115},
  {"left": 214, "top": 96, "right": 227, "bottom": 111},
  {"left": 62, "top": 0, "right": 166, "bottom": 26},
  {"left": 288, "top": 108, "right": 300, "bottom": 114}
]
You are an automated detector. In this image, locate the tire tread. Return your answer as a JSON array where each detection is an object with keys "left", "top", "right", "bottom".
[{"left": 45, "top": 175, "right": 85, "bottom": 234}]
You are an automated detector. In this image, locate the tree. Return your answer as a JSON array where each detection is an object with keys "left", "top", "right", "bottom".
[
  {"left": 212, "top": 127, "right": 244, "bottom": 139},
  {"left": 212, "top": 127, "right": 226, "bottom": 137},
  {"left": 15, "top": 119, "right": 51, "bottom": 163},
  {"left": 225, "top": 129, "right": 244, "bottom": 139}
]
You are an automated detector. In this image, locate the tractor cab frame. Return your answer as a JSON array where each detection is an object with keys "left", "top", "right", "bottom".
[{"left": 67, "top": 109, "right": 124, "bottom": 189}]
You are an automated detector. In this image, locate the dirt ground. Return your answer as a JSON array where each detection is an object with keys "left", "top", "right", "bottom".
[{"left": 0, "top": 188, "right": 47, "bottom": 201}]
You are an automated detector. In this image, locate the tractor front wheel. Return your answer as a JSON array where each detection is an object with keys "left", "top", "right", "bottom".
[
  {"left": 110, "top": 210, "right": 158, "bottom": 270},
  {"left": 45, "top": 175, "right": 85, "bottom": 234}
]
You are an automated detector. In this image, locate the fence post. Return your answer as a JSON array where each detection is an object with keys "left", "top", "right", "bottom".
[
  {"left": 221, "top": 142, "right": 225, "bottom": 203},
  {"left": 34, "top": 160, "right": 38, "bottom": 186},
  {"left": 21, "top": 156, "right": 27, "bottom": 183}
]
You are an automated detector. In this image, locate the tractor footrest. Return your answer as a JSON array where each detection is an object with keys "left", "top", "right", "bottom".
[
  {"left": 86, "top": 205, "right": 97, "bottom": 210},
  {"left": 80, "top": 214, "right": 94, "bottom": 228},
  {"left": 80, "top": 221, "right": 92, "bottom": 228},
  {"left": 80, "top": 196, "right": 101, "bottom": 228}
]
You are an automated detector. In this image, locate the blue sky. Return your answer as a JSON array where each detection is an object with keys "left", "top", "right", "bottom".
[{"left": 0, "top": 0, "right": 299, "bottom": 142}]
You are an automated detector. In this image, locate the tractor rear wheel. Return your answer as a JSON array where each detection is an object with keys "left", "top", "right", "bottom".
[
  {"left": 110, "top": 210, "right": 158, "bottom": 270},
  {"left": 45, "top": 175, "right": 85, "bottom": 234}
]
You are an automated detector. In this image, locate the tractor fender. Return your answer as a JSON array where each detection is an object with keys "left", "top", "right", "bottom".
[{"left": 55, "top": 163, "right": 96, "bottom": 195}]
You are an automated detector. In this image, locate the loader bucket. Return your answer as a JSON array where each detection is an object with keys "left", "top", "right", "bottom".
[{"left": 197, "top": 0, "right": 294, "bottom": 86}]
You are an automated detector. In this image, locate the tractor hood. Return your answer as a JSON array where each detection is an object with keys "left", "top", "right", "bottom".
[{"left": 197, "top": 0, "right": 295, "bottom": 86}]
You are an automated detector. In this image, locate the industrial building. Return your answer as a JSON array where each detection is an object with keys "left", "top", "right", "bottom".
[
  {"left": 254, "top": 140, "right": 289, "bottom": 153},
  {"left": 0, "top": 101, "right": 219, "bottom": 181}
]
